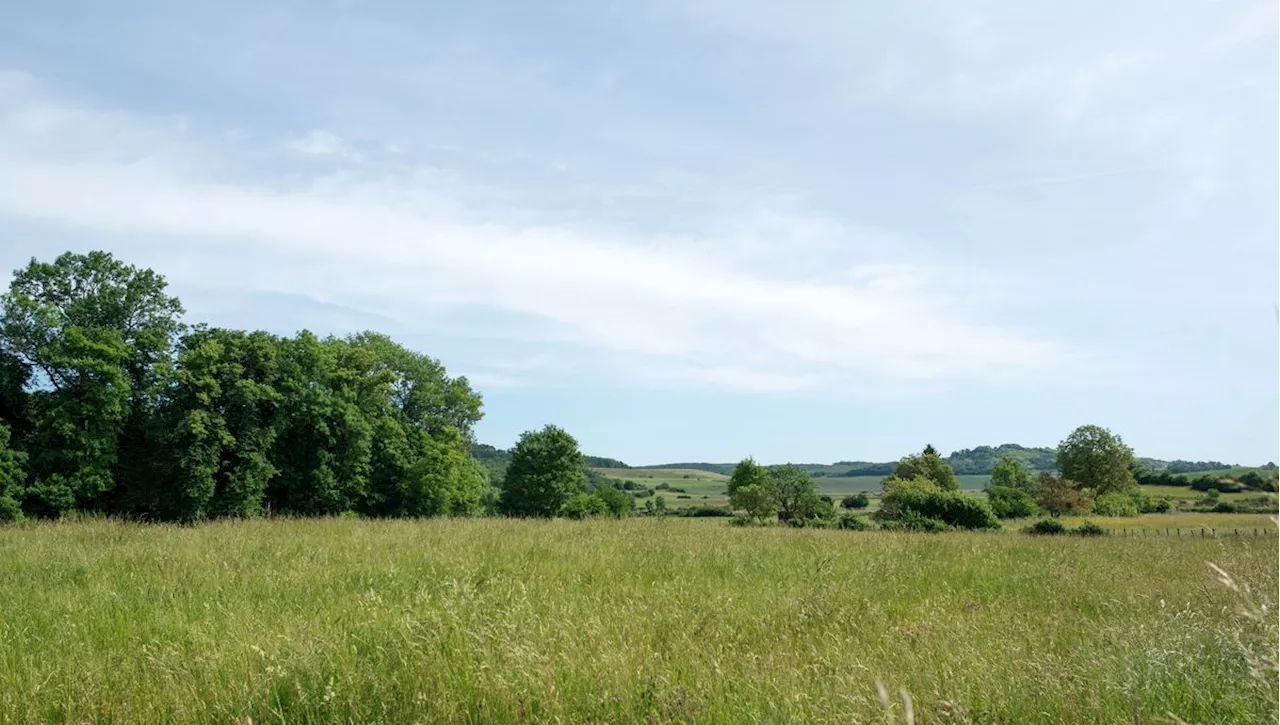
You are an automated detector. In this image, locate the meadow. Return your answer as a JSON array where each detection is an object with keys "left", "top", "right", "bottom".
[{"left": 1, "top": 517, "right": 1275, "bottom": 723}]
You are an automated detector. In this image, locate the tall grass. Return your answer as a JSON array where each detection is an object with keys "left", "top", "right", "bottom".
[{"left": 1, "top": 517, "right": 1275, "bottom": 723}]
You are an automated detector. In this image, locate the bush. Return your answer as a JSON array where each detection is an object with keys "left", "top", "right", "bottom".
[
  {"left": 1091, "top": 491, "right": 1140, "bottom": 517},
  {"left": 560, "top": 492, "right": 608, "bottom": 519},
  {"left": 1212, "top": 501, "right": 1238, "bottom": 514},
  {"left": 1023, "top": 518, "right": 1068, "bottom": 535},
  {"left": 986, "top": 485, "right": 1039, "bottom": 519},
  {"left": 836, "top": 512, "right": 874, "bottom": 530},
  {"left": 0, "top": 495, "right": 23, "bottom": 523},
  {"left": 1148, "top": 497, "right": 1173, "bottom": 513},
  {"left": 881, "top": 481, "right": 1000, "bottom": 530},
  {"left": 880, "top": 509, "right": 952, "bottom": 532},
  {"left": 1075, "top": 521, "right": 1106, "bottom": 536},
  {"left": 676, "top": 494, "right": 691, "bottom": 499},
  {"left": 655, "top": 482, "right": 670, "bottom": 490},
  {"left": 686, "top": 505, "right": 733, "bottom": 517},
  {"left": 841, "top": 492, "right": 870, "bottom": 509},
  {"left": 1190, "top": 475, "right": 1218, "bottom": 492}
]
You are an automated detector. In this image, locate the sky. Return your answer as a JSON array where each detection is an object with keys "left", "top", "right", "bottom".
[{"left": 0, "top": 1, "right": 1276, "bottom": 465}]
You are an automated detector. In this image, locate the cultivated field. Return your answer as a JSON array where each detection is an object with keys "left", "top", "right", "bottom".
[{"left": 1, "top": 518, "right": 1275, "bottom": 723}]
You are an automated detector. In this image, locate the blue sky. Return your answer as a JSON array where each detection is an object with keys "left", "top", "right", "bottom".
[{"left": 1, "top": 1, "right": 1276, "bottom": 465}]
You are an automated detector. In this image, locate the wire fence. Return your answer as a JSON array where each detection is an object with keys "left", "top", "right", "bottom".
[{"left": 1112, "top": 527, "right": 1276, "bottom": 538}]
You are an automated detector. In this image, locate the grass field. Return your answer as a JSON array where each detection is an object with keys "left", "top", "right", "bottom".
[{"left": 1, "top": 518, "right": 1275, "bottom": 723}]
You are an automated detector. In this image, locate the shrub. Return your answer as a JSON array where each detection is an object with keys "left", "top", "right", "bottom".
[
  {"left": 686, "top": 505, "right": 733, "bottom": 517},
  {"left": 1212, "top": 501, "right": 1238, "bottom": 514},
  {"left": 1190, "top": 475, "right": 1218, "bottom": 492},
  {"left": 1075, "top": 521, "right": 1106, "bottom": 536},
  {"left": 841, "top": 492, "right": 870, "bottom": 509},
  {"left": 655, "top": 482, "right": 670, "bottom": 490},
  {"left": 560, "top": 492, "right": 608, "bottom": 519},
  {"left": 880, "top": 480, "right": 1000, "bottom": 530},
  {"left": 1024, "top": 518, "right": 1068, "bottom": 535},
  {"left": 1092, "top": 491, "right": 1140, "bottom": 517},
  {"left": 676, "top": 494, "right": 691, "bottom": 499},
  {"left": 0, "top": 495, "right": 23, "bottom": 523},
  {"left": 1148, "top": 497, "right": 1173, "bottom": 513},
  {"left": 880, "top": 509, "right": 952, "bottom": 532},
  {"left": 836, "top": 512, "right": 873, "bottom": 530},
  {"left": 986, "top": 485, "right": 1039, "bottom": 519}
]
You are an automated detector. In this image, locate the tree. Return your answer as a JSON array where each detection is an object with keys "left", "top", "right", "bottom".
[
  {"left": 1035, "top": 472, "right": 1093, "bottom": 517},
  {"left": 0, "top": 423, "right": 27, "bottom": 521},
  {"left": 266, "top": 333, "right": 385, "bottom": 516},
  {"left": 770, "top": 464, "right": 823, "bottom": 523},
  {"left": 1, "top": 251, "right": 184, "bottom": 515},
  {"left": 1055, "top": 425, "right": 1135, "bottom": 495},
  {"left": 990, "top": 454, "right": 1035, "bottom": 493},
  {"left": 499, "top": 425, "right": 586, "bottom": 517},
  {"left": 728, "top": 458, "right": 776, "bottom": 520},
  {"left": 140, "top": 328, "right": 281, "bottom": 521},
  {"left": 887, "top": 445, "right": 959, "bottom": 490},
  {"left": 985, "top": 485, "right": 1039, "bottom": 519}
]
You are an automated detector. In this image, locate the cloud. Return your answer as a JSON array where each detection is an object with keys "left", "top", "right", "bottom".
[
  {"left": 0, "top": 74, "right": 1067, "bottom": 392},
  {"left": 286, "top": 129, "right": 361, "bottom": 160}
]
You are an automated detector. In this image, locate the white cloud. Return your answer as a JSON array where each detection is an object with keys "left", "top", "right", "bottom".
[
  {"left": 0, "top": 75, "right": 1067, "bottom": 392},
  {"left": 286, "top": 129, "right": 361, "bottom": 160}
]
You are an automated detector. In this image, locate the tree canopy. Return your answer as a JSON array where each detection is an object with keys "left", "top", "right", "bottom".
[
  {"left": 1056, "top": 425, "right": 1136, "bottom": 495},
  {"left": 0, "top": 251, "right": 486, "bottom": 522}
]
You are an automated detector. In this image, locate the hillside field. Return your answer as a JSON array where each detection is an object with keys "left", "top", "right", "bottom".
[{"left": 1, "top": 517, "right": 1275, "bottom": 723}]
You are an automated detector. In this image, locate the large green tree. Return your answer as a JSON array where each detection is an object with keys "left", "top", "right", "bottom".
[
  {"left": 266, "top": 333, "right": 386, "bottom": 516},
  {"left": 499, "top": 425, "right": 586, "bottom": 517},
  {"left": 769, "top": 464, "right": 824, "bottom": 523},
  {"left": 1056, "top": 425, "right": 1135, "bottom": 494},
  {"left": 141, "top": 328, "right": 281, "bottom": 521},
  {"left": 0, "top": 251, "right": 184, "bottom": 515},
  {"left": 727, "top": 457, "right": 777, "bottom": 521}
]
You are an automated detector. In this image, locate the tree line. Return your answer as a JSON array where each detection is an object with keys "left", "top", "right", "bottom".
[{"left": 723, "top": 423, "right": 1276, "bottom": 531}]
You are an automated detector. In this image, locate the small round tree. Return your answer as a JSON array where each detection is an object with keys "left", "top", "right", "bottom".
[
  {"left": 888, "top": 444, "right": 959, "bottom": 490},
  {"left": 1056, "top": 425, "right": 1135, "bottom": 495},
  {"left": 498, "top": 424, "right": 587, "bottom": 517}
]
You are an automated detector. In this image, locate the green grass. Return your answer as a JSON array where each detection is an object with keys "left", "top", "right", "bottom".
[{"left": 1, "top": 517, "right": 1276, "bottom": 723}]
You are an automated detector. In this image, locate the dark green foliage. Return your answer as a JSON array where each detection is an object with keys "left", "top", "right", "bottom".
[
  {"left": 727, "top": 458, "right": 776, "bottom": 521},
  {"left": 560, "top": 492, "right": 608, "bottom": 519},
  {"left": 836, "top": 512, "right": 873, "bottom": 530},
  {"left": 591, "top": 483, "right": 635, "bottom": 518},
  {"left": 1075, "top": 521, "right": 1107, "bottom": 536},
  {"left": 684, "top": 505, "right": 733, "bottom": 517},
  {"left": 990, "top": 455, "right": 1036, "bottom": 493},
  {"left": 985, "top": 485, "right": 1039, "bottom": 519},
  {"left": 1023, "top": 518, "right": 1068, "bottom": 535},
  {"left": 1091, "top": 491, "right": 1140, "bottom": 517},
  {"left": 887, "top": 445, "right": 959, "bottom": 491},
  {"left": 879, "top": 509, "right": 953, "bottom": 532},
  {"left": 1236, "top": 471, "right": 1267, "bottom": 490},
  {"left": 499, "top": 425, "right": 586, "bottom": 517},
  {"left": 878, "top": 477, "right": 1000, "bottom": 530},
  {"left": 1056, "top": 425, "right": 1136, "bottom": 495},
  {"left": 0, "top": 423, "right": 27, "bottom": 522},
  {"left": 770, "top": 464, "right": 825, "bottom": 524},
  {"left": 841, "top": 492, "right": 870, "bottom": 509}
]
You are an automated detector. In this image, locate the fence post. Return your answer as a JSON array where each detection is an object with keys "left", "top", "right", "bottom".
[{"left": 1201, "top": 528, "right": 1206, "bottom": 538}]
